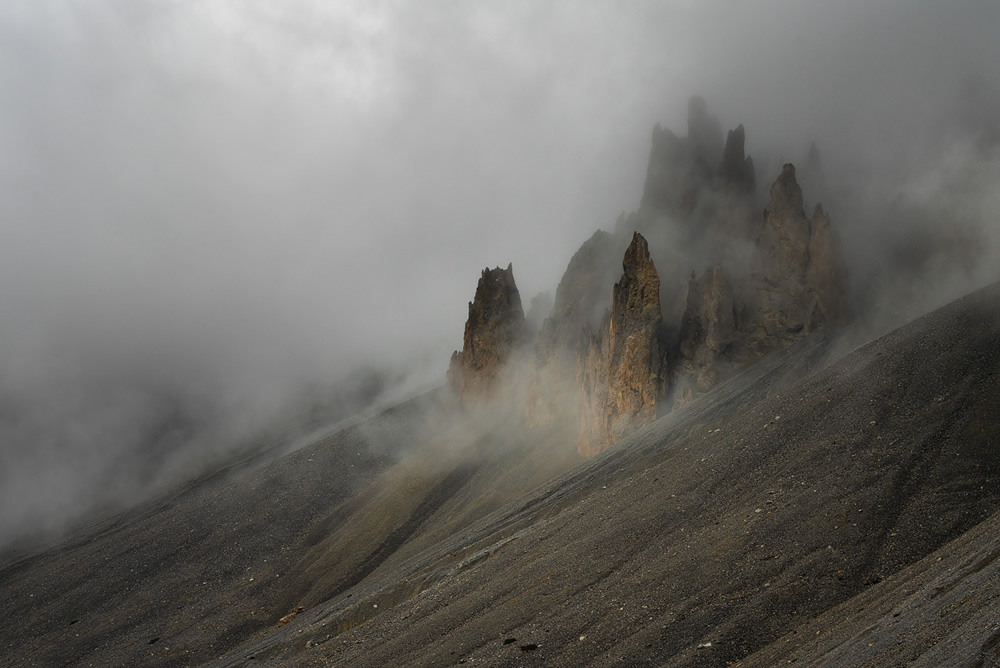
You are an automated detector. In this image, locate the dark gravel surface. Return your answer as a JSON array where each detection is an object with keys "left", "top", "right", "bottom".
[{"left": 2, "top": 283, "right": 999, "bottom": 667}]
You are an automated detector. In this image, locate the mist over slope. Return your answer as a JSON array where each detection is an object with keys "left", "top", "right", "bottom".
[
  {"left": 1, "top": 1, "right": 999, "bottom": 549},
  {"left": 2, "top": 280, "right": 997, "bottom": 667},
  {"left": 225, "top": 282, "right": 1000, "bottom": 668}
]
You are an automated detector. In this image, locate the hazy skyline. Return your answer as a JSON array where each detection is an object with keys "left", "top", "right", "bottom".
[{"left": 1, "top": 1, "right": 998, "bottom": 546}]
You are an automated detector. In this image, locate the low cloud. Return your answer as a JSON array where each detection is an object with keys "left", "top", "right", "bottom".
[{"left": 0, "top": 1, "right": 996, "bottom": 547}]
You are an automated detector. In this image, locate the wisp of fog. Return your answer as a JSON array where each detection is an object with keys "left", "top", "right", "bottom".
[{"left": 0, "top": 1, "right": 997, "bottom": 548}]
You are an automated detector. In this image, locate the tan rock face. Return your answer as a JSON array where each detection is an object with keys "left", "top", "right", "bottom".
[
  {"left": 577, "top": 233, "right": 668, "bottom": 457},
  {"left": 755, "top": 163, "right": 811, "bottom": 285},
  {"left": 448, "top": 264, "right": 525, "bottom": 402}
]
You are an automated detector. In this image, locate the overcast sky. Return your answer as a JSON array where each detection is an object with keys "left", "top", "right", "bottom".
[{"left": 0, "top": 1, "right": 997, "bottom": 545}]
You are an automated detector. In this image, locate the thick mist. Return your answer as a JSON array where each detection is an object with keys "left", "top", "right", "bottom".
[{"left": 1, "top": 1, "right": 997, "bottom": 548}]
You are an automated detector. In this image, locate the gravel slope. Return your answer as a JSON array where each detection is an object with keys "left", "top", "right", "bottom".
[
  {"left": 1, "top": 283, "right": 999, "bottom": 667},
  {"left": 223, "top": 282, "right": 1000, "bottom": 667}
]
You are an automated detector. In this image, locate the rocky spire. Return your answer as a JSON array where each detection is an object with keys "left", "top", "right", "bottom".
[
  {"left": 448, "top": 264, "right": 525, "bottom": 402},
  {"left": 675, "top": 265, "right": 738, "bottom": 404},
  {"left": 720, "top": 124, "right": 755, "bottom": 191},
  {"left": 755, "top": 163, "right": 811, "bottom": 284},
  {"left": 535, "top": 230, "right": 623, "bottom": 357},
  {"left": 807, "top": 203, "right": 849, "bottom": 323},
  {"left": 745, "top": 164, "right": 848, "bottom": 353},
  {"left": 640, "top": 96, "right": 725, "bottom": 217},
  {"left": 640, "top": 123, "right": 685, "bottom": 214},
  {"left": 578, "top": 232, "right": 668, "bottom": 457},
  {"left": 687, "top": 95, "right": 724, "bottom": 178}
]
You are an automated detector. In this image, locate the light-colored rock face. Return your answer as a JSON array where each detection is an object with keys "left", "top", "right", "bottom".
[
  {"left": 577, "top": 232, "right": 668, "bottom": 457},
  {"left": 448, "top": 264, "right": 525, "bottom": 402}
]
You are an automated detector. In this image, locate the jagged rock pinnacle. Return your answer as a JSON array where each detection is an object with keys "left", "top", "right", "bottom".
[
  {"left": 720, "top": 124, "right": 755, "bottom": 191},
  {"left": 448, "top": 263, "right": 525, "bottom": 402},
  {"left": 746, "top": 163, "right": 849, "bottom": 352},
  {"left": 578, "top": 232, "right": 668, "bottom": 457},
  {"left": 676, "top": 265, "right": 738, "bottom": 405}
]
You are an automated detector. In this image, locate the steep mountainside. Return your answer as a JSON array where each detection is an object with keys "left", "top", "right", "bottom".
[
  {"left": 220, "top": 281, "right": 1000, "bottom": 668},
  {"left": 1, "top": 99, "right": 995, "bottom": 668},
  {"left": 2, "top": 281, "right": 996, "bottom": 667}
]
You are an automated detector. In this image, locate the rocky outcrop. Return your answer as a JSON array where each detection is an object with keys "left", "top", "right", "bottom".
[
  {"left": 807, "top": 203, "right": 849, "bottom": 323},
  {"left": 686, "top": 96, "right": 724, "bottom": 184},
  {"left": 536, "top": 231, "right": 624, "bottom": 356},
  {"left": 577, "top": 233, "right": 668, "bottom": 457},
  {"left": 720, "top": 124, "right": 755, "bottom": 192},
  {"left": 448, "top": 264, "right": 525, "bottom": 402},
  {"left": 675, "top": 266, "right": 738, "bottom": 404},
  {"left": 746, "top": 164, "right": 848, "bottom": 354},
  {"left": 446, "top": 100, "right": 850, "bottom": 458}
]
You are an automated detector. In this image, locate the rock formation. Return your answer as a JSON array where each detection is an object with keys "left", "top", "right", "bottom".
[
  {"left": 806, "top": 202, "right": 849, "bottom": 323},
  {"left": 720, "top": 124, "right": 755, "bottom": 192},
  {"left": 447, "top": 98, "right": 849, "bottom": 456},
  {"left": 640, "top": 123, "right": 686, "bottom": 215},
  {"left": 746, "top": 164, "right": 848, "bottom": 354},
  {"left": 639, "top": 97, "right": 724, "bottom": 218},
  {"left": 675, "top": 265, "right": 738, "bottom": 404},
  {"left": 577, "top": 233, "right": 668, "bottom": 457},
  {"left": 448, "top": 264, "right": 525, "bottom": 402},
  {"left": 686, "top": 95, "right": 724, "bottom": 185}
]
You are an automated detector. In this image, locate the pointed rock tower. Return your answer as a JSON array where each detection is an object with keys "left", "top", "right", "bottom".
[
  {"left": 577, "top": 232, "right": 669, "bottom": 457},
  {"left": 448, "top": 264, "right": 525, "bottom": 402},
  {"left": 676, "top": 265, "right": 738, "bottom": 404},
  {"left": 746, "top": 163, "right": 848, "bottom": 353}
]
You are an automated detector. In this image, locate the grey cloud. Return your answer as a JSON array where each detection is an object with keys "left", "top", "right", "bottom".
[{"left": 0, "top": 0, "right": 997, "bottom": 547}]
